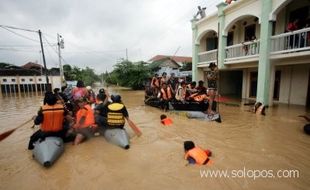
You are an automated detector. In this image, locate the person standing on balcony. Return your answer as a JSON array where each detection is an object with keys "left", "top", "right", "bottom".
[
  {"left": 286, "top": 19, "right": 299, "bottom": 49},
  {"left": 242, "top": 37, "right": 249, "bottom": 56},
  {"left": 250, "top": 36, "right": 257, "bottom": 55}
]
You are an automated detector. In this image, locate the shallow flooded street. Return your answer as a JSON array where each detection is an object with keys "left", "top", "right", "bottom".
[{"left": 0, "top": 87, "right": 309, "bottom": 190}]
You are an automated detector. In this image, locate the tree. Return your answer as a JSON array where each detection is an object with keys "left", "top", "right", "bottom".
[
  {"left": 180, "top": 62, "right": 192, "bottom": 71},
  {"left": 105, "top": 60, "right": 151, "bottom": 90},
  {"left": 63, "top": 64, "right": 100, "bottom": 86}
]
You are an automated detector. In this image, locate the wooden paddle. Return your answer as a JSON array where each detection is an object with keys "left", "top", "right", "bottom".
[
  {"left": 126, "top": 118, "right": 142, "bottom": 137},
  {"left": 0, "top": 118, "right": 33, "bottom": 141}
]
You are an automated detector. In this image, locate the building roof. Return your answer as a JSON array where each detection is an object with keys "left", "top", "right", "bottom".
[
  {"left": 148, "top": 57, "right": 181, "bottom": 70},
  {"left": 22, "top": 62, "right": 43, "bottom": 69},
  {"left": 0, "top": 69, "right": 41, "bottom": 76},
  {"left": 148, "top": 55, "right": 192, "bottom": 63}
]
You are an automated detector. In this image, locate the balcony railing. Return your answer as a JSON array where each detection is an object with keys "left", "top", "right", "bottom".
[
  {"left": 198, "top": 49, "right": 217, "bottom": 63},
  {"left": 197, "top": 27, "right": 310, "bottom": 65},
  {"left": 225, "top": 40, "right": 260, "bottom": 59},
  {"left": 271, "top": 27, "right": 310, "bottom": 54}
]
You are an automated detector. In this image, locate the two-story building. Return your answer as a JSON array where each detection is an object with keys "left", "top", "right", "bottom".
[{"left": 192, "top": 0, "right": 310, "bottom": 107}]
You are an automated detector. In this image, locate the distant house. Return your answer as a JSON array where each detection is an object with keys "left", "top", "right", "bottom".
[
  {"left": 22, "top": 62, "right": 43, "bottom": 71},
  {"left": 0, "top": 62, "right": 61, "bottom": 94},
  {"left": 148, "top": 55, "right": 192, "bottom": 67},
  {"left": 147, "top": 55, "right": 192, "bottom": 77}
]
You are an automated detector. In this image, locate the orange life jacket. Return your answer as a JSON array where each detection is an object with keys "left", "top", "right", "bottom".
[
  {"left": 41, "top": 104, "right": 64, "bottom": 132},
  {"left": 184, "top": 147, "right": 208, "bottom": 165},
  {"left": 193, "top": 94, "right": 208, "bottom": 102},
  {"left": 161, "top": 87, "right": 172, "bottom": 100},
  {"left": 151, "top": 77, "right": 160, "bottom": 88},
  {"left": 161, "top": 118, "right": 173, "bottom": 126},
  {"left": 76, "top": 104, "right": 95, "bottom": 128}
]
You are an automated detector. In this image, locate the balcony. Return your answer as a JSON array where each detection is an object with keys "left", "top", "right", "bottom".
[
  {"left": 197, "top": 49, "right": 217, "bottom": 66},
  {"left": 271, "top": 27, "right": 310, "bottom": 55},
  {"left": 196, "top": 28, "right": 310, "bottom": 66},
  {"left": 225, "top": 40, "right": 260, "bottom": 62}
]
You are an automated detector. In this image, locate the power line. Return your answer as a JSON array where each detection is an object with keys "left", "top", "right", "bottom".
[
  {"left": 0, "top": 26, "right": 39, "bottom": 43},
  {"left": 0, "top": 44, "right": 39, "bottom": 48},
  {"left": 0, "top": 47, "right": 39, "bottom": 53},
  {"left": 0, "top": 24, "right": 37, "bottom": 33}
]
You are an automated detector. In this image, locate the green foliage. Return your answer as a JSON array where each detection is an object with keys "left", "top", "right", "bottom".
[
  {"left": 180, "top": 62, "right": 192, "bottom": 71},
  {"left": 106, "top": 60, "right": 151, "bottom": 90},
  {"left": 0, "top": 62, "right": 11, "bottom": 68},
  {"left": 63, "top": 64, "right": 100, "bottom": 86}
]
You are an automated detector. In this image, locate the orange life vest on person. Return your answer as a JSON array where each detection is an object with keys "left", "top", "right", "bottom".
[
  {"left": 41, "top": 104, "right": 65, "bottom": 132},
  {"left": 184, "top": 147, "right": 208, "bottom": 165},
  {"left": 76, "top": 104, "right": 95, "bottom": 128},
  {"left": 151, "top": 77, "right": 160, "bottom": 88},
  {"left": 190, "top": 93, "right": 208, "bottom": 102},
  {"left": 161, "top": 87, "right": 172, "bottom": 100},
  {"left": 161, "top": 118, "right": 173, "bottom": 126}
]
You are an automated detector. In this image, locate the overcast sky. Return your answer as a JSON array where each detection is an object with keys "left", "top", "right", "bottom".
[{"left": 0, "top": 0, "right": 221, "bottom": 73}]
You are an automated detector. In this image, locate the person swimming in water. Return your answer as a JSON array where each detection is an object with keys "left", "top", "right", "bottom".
[
  {"left": 299, "top": 115, "right": 310, "bottom": 135},
  {"left": 184, "top": 141, "right": 213, "bottom": 165}
]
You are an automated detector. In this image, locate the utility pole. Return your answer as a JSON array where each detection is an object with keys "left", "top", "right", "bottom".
[
  {"left": 38, "top": 30, "right": 49, "bottom": 85},
  {"left": 126, "top": 48, "right": 128, "bottom": 61},
  {"left": 57, "top": 33, "right": 65, "bottom": 85}
]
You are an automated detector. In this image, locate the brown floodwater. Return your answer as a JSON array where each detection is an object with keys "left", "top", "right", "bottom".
[{"left": 0, "top": 87, "right": 309, "bottom": 190}]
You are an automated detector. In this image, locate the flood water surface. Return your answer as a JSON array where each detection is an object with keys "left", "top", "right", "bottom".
[{"left": 0, "top": 87, "right": 309, "bottom": 190}]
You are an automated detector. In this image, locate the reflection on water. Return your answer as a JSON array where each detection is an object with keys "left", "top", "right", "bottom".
[
  {"left": 0, "top": 87, "right": 309, "bottom": 190},
  {"left": 0, "top": 92, "right": 44, "bottom": 131}
]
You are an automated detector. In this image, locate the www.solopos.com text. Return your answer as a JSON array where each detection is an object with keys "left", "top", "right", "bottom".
[{"left": 200, "top": 167, "right": 300, "bottom": 180}]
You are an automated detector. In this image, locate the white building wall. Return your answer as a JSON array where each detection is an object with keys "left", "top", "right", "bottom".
[
  {"left": 279, "top": 64, "right": 310, "bottom": 105},
  {"left": 0, "top": 75, "right": 62, "bottom": 92},
  {"left": 196, "top": 14, "right": 218, "bottom": 45},
  {"left": 223, "top": 0, "right": 261, "bottom": 35}
]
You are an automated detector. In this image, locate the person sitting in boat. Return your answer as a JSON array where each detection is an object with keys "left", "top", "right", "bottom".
[
  {"left": 53, "top": 88, "right": 65, "bottom": 104},
  {"left": 184, "top": 141, "right": 213, "bottom": 165},
  {"left": 71, "top": 80, "right": 89, "bottom": 101},
  {"left": 167, "top": 73, "right": 178, "bottom": 96},
  {"left": 151, "top": 74, "right": 160, "bottom": 96},
  {"left": 188, "top": 89, "right": 209, "bottom": 103},
  {"left": 86, "top": 86, "right": 96, "bottom": 105},
  {"left": 160, "top": 72, "right": 169, "bottom": 86},
  {"left": 158, "top": 82, "right": 173, "bottom": 111},
  {"left": 94, "top": 93, "right": 108, "bottom": 133},
  {"left": 187, "top": 81, "right": 197, "bottom": 95},
  {"left": 206, "top": 63, "right": 218, "bottom": 114},
  {"left": 71, "top": 80, "right": 89, "bottom": 113},
  {"left": 175, "top": 81, "right": 188, "bottom": 102},
  {"left": 99, "top": 88, "right": 111, "bottom": 102},
  {"left": 106, "top": 95, "right": 130, "bottom": 129},
  {"left": 70, "top": 97, "right": 96, "bottom": 145},
  {"left": 196, "top": 80, "right": 207, "bottom": 93},
  {"left": 28, "top": 93, "right": 69, "bottom": 150}
]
